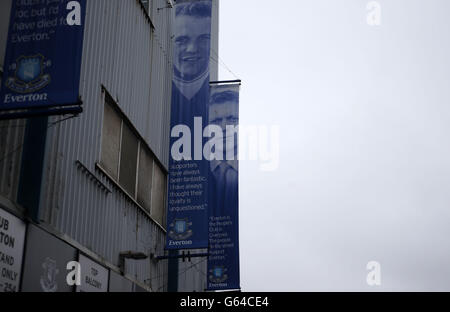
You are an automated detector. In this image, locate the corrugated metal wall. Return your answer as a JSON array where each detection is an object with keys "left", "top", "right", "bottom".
[
  {"left": 0, "top": 0, "right": 219, "bottom": 292},
  {"left": 40, "top": 0, "right": 174, "bottom": 291},
  {"left": 0, "top": 0, "right": 12, "bottom": 71},
  {"left": 148, "top": 0, "right": 173, "bottom": 166}
]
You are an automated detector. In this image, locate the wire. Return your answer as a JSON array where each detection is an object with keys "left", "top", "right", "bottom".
[
  {"left": 48, "top": 114, "right": 79, "bottom": 127},
  {"left": 0, "top": 114, "right": 80, "bottom": 165},
  {"left": 154, "top": 257, "right": 209, "bottom": 292},
  {"left": 0, "top": 123, "right": 27, "bottom": 130},
  {"left": 210, "top": 48, "right": 240, "bottom": 80}
]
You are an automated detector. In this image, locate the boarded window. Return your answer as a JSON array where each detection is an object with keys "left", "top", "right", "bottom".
[
  {"left": 151, "top": 162, "right": 167, "bottom": 227},
  {"left": 137, "top": 146, "right": 153, "bottom": 212},
  {"left": 101, "top": 96, "right": 122, "bottom": 180},
  {"left": 100, "top": 87, "right": 167, "bottom": 228},
  {"left": 119, "top": 124, "right": 139, "bottom": 197}
]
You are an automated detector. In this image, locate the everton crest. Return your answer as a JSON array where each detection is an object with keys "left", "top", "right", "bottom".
[
  {"left": 168, "top": 219, "right": 193, "bottom": 241},
  {"left": 5, "top": 54, "right": 51, "bottom": 94},
  {"left": 208, "top": 266, "right": 228, "bottom": 284}
]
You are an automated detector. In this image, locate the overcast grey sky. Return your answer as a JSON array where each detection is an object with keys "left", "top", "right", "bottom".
[{"left": 218, "top": 0, "right": 450, "bottom": 291}]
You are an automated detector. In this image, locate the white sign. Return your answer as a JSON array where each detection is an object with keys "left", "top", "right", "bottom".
[
  {"left": 0, "top": 208, "right": 26, "bottom": 292},
  {"left": 76, "top": 254, "right": 109, "bottom": 292}
]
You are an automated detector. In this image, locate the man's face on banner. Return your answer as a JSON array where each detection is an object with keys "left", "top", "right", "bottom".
[
  {"left": 174, "top": 14, "right": 211, "bottom": 81},
  {"left": 210, "top": 99, "right": 239, "bottom": 158}
]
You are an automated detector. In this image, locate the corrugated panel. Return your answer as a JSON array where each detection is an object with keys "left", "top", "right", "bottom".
[
  {"left": 178, "top": 248, "right": 208, "bottom": 292},
  {"left": 40, "top": 0, "right": 172, "bottom": 291},
  {"left": 210, "top": 0, "right": 220, "bottom": 81},
  {"left": 0, "top": 0, "right": 12, "bottom": 70},
  {"left": 38, "top": 0, "right": 219, "bottom": 292},
  {"left": 148, "top": 0, "right": 173, "bottom": 166}
]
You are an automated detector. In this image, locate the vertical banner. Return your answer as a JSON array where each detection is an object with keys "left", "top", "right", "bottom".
[
  {"left": 207, "top": 84, "right": 240, "bottom": 291},
  {"left": 0, "top": 0, "right": 86, "bottom": 111},
  {"left": 166, "top": 0, "right": 212, "bottom": 249}
]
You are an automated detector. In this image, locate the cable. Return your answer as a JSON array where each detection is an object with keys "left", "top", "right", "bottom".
[
  {"left": 0, "top": 114, "right": 80, "bottom": 165},
  {"left": 0, "top": 123, "right": 27, "bottom": 130},
  {"left": 210, "top": 54, "right": 239, "bottom": 81},
  {"left": 210, "top": 48, "right": 240, "bottom": 80},
  {"left": 149, "top": 257, "right": 208, "bottom": 284},
  {"left": 0, "top": 144, "right": 25, "bottom": 165}
]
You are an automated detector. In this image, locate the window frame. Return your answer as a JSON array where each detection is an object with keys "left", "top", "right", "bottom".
[{"left": 98, "top": 86, "right": 168, "bottom": 230}]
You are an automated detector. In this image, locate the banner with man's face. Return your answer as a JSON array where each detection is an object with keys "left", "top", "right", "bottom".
[
  {"left": 207, "top": 84, "right": 240, "bottom": 291},
  {"left": 166, "top": 0, "right": 212, "bottom": 250}
]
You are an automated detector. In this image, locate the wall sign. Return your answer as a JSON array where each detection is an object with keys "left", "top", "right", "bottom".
[
  {"left": 0, "top": 208, "right": 26, "bottom": 293},
  {"left": 76, "top": 254, "right": 109, "bottom": 292},
  {"left": 21, "top": 224, "right": 77, "bottom": 292}
]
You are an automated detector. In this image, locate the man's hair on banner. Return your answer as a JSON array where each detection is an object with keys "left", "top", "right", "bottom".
[{"left": 211, "top": 90, "right": 239, "bottom": 105}]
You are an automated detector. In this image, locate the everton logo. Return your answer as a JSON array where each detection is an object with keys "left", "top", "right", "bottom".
[
  {"left": 168, "top": 219, "right": 193, "bottom": 241},
  {"left": 208, "top": 266, "right": 228, "bottom": 284},
  {"left": 40, "top": 257, "right": 59, "bottom": 292},
  {"left": 5, "top": 54, "right": 51, "bottom": 94}
]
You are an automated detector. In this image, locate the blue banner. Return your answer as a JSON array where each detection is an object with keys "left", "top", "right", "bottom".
[
  {"left": 0, "top": 0, "right": 86, "bottom": 111},
  {"left": 166, "top": 0, "right": 212, "bottom": 249},
  {"left": 207, "top": 84, "right": 240, "bottom": 291}
]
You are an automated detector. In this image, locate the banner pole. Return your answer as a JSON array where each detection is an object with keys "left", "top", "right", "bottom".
[{"left": 17, "top": 117, "right": 48, "bottom": 223}]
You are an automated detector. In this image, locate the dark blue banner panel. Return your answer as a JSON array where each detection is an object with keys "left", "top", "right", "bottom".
[
  {"left": 207, "top": 84, "right": 240, "bottom": 291},
  {"left": 0, "top": 0, "right": 86, "bottom": 111},
  {"left": 166, "top": 0, "right": 212, "bottom": 250}
]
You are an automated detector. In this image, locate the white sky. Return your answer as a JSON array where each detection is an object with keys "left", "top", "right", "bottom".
[{"left": 218, "top": 0, "right": 450, "bottom": 291}]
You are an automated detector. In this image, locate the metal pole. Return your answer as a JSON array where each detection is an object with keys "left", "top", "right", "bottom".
[
  {"left": 167, "top": 250, "right": 179, "bottom": 292},
  {"left": 17, "top": 117, "right": 48, "bottom": 223}
]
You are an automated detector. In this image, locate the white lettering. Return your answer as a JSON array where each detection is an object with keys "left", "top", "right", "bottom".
[
  {"left": 367, "top": 261, "right": 382, "bottom": 286},
  {"left": 203, "top": 124, "right": 223, "bottom": 161},
  {"left": 2, "top": 93, "right": 48, "bottom": 104},
  {"left": 3, "top": 94, "right": 11, "bottom": 104},
  {"left": 171, "top": 125, "right": 192, "bottom": 161},
  {"left": 66, "top": 1, "right": 82, "bottom": 26},
  {"left": 66, "top": 261, "right": 81, "bottom": 286},
  {"left": 367, "top": 1, "right": 382, "bottom": 26},
  {"left": 180, "top": 297, "right": 215, "bottom": 310},
  {"left": 258, "top": 125, "right": 280, "bottom": 172},
  {"left": 194, "top": 117, "right": 203, "bottom": 161}
]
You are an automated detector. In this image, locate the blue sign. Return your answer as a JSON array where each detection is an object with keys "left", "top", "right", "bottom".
[
  {"left": 207, "top": 84, "right": 240, "bottom": 291},
  {"left": 166, "top": 0, "right": 213, "bottom": 250},
  {"left": 0, "top": 0, "right": 86, "bottom": 111}
]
